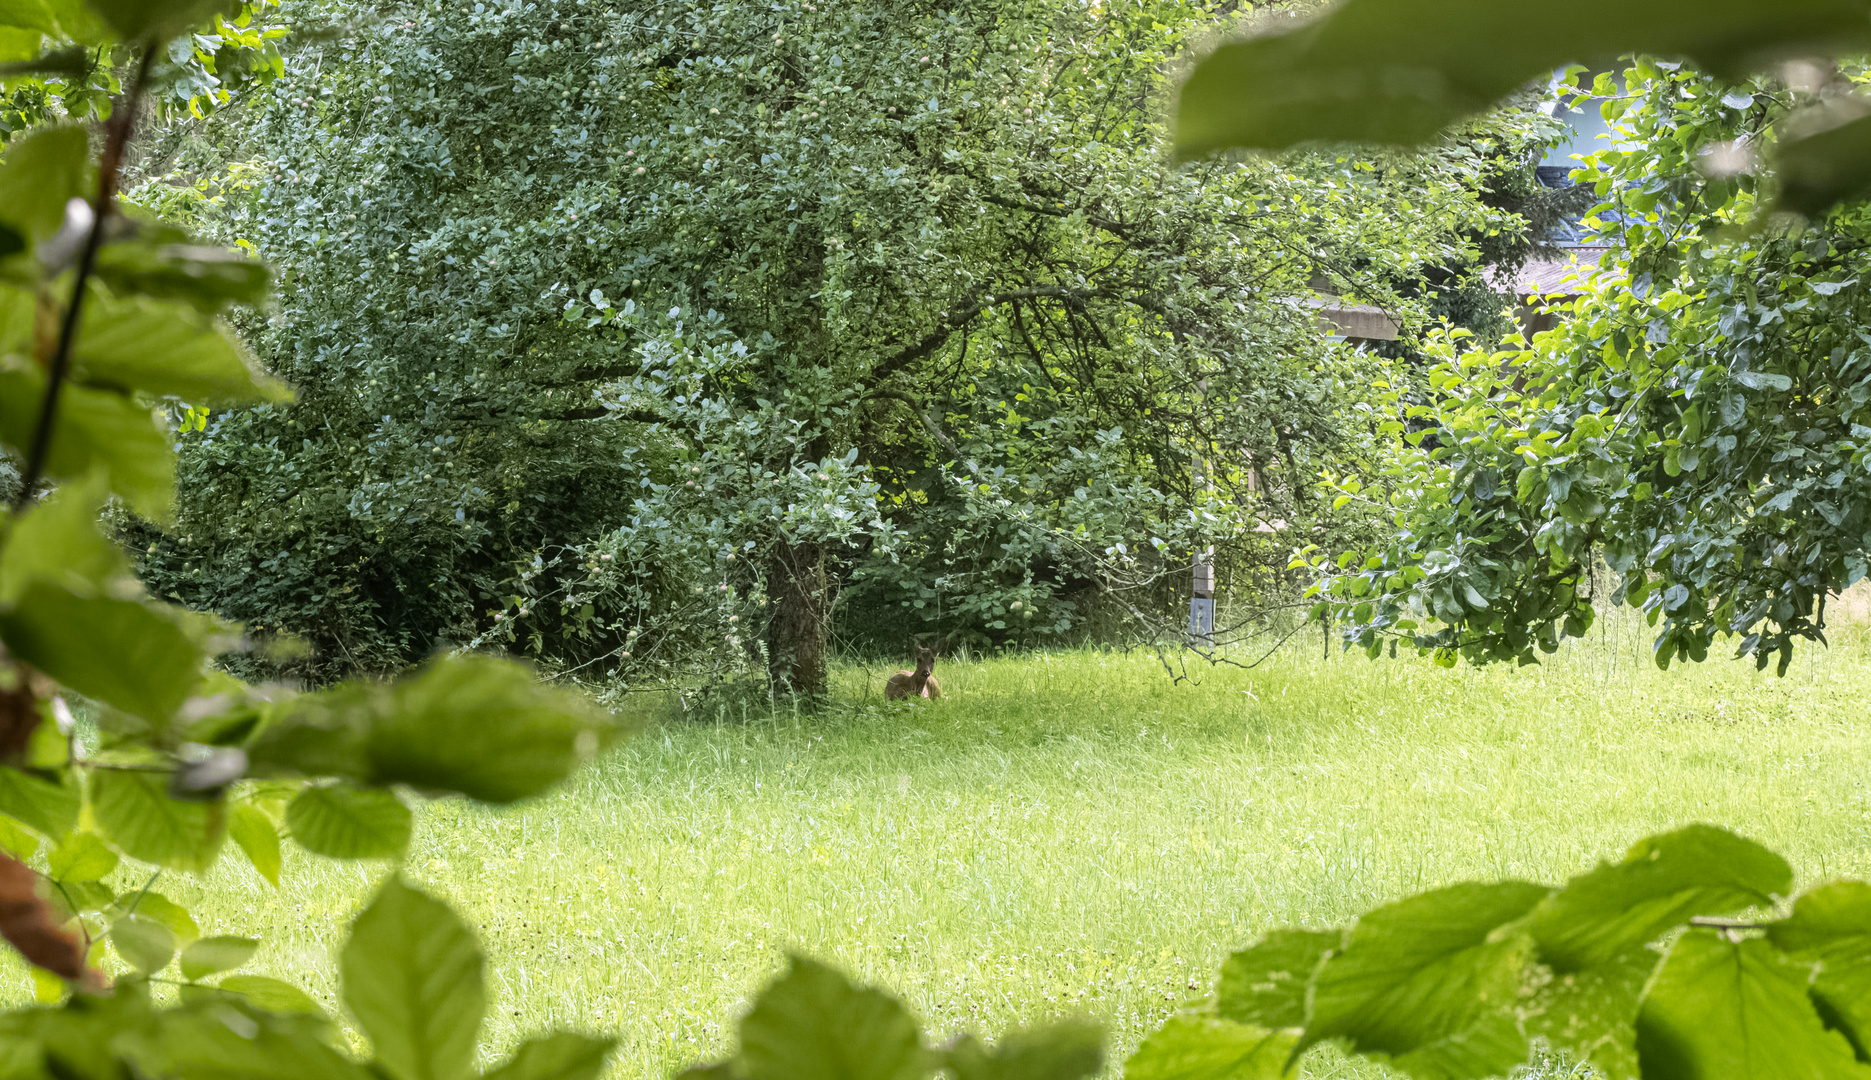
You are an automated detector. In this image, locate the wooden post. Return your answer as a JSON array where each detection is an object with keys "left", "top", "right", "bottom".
[
  {"left": 1189, "top": 400, "right": 1215, "bottom": 646},
  {"left": 1190, "top": 547, "right": 1215, "bottom": 645}
]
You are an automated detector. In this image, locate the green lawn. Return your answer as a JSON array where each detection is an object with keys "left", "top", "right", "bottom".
[{"left": 36, "top": 611, "right": 1871, "bottom": 1077}]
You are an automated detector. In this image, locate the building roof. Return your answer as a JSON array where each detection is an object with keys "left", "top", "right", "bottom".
[{"left": 1304, "top": 297, "right": 1400, "bottom": 341}]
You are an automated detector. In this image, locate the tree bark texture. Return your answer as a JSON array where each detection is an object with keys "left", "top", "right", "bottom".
[{"left": 767, "top": 537, "right": 831, "bottom": 698}]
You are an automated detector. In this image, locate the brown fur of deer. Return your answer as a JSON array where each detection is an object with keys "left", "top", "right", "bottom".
[{"left": 884, "top": 644, "right": 942, "bottom": 700}]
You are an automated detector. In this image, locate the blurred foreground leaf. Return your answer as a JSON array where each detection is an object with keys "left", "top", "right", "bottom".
[
  {"left": 1177, "top": 1, "right": 1871, "bottom": 157},
  {"left": 1122, "top": 1016, "right": 1295, "bottom": 1080},
  {"left": 737, "top": 955, "right": 930, "bottom": 1080},
  {"left": 90, "top": 769, "right": 222, "bottom": 871},
  {"left": 1634, "top": 930, "right": 1870, "bottom": 1078},
  {"left": 250, "top": 655, "right": 620, "bottom": 804},
  {"left": 482, "top": 1033, "right": 617, "bottom": 1080},
  {"left": 287, "top": 783, "right": 411, "bottom": 859},
  {"left": 1767, "top": 882, "right": 1871, "bottom": 1059},
  {"left": 341, "top": 878, "right": 485, "bottom": 1080}
]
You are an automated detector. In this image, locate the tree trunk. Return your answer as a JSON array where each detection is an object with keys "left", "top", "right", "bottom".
[{"left": 767, "top": 537, "right": 831, "bottom": 698}]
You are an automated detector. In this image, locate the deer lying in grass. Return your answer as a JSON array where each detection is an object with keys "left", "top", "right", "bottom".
[{"left": 884, "top": 643, "right": 942, "bottom": 701}]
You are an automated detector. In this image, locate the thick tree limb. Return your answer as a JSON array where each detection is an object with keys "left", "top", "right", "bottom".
[{"left": 861, "top": 388, "right": 961, "bottom": 457}]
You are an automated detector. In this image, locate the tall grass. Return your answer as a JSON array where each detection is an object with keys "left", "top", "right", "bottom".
[{"left": 17, "top": 610, "right": 1871, "bottom": 1077}]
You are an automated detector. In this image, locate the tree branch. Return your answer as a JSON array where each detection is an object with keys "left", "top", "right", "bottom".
[
  {"left": 15, "top": 46, "right": 155, "bottom": 510},
  {"left": 871, "top": 285, "right": 1102, "bottom": 383},
  {"left": 860, "top": 388, "right": 960, "bottom": 457}
]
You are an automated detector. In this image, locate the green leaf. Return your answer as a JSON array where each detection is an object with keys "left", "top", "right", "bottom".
[
  {"left": 0, "top": 283, "right": 30, "bottom": 354},
  {"left": 1121, "top": 1016, "right": 1296, "bottom": 1080},
  {"left": 1527, "top": 825, "right": 1792, "bottom": 972},
  {"left": 0, "top": 125, "right": 87, "bottom": 241},
  {"left": 46, "top": 830, "right": 117, "bottom": 882},
  {"left": 1518, "top": 948, "right": 1653, "bottom": 1080},
  {"left": 135, "top": 1001, "right": 363, "bottom": 1080},
  {"left": 367, "top": 656, "right": 617, "bottom": 802},
  {"left": 341, "top": 877, "right": 485, "bottom": 1080},
  {"left": 481, "top": 1033, "right": 617, "bottom": 1080},
  {"left": 41, "top": 0, "right": 105, "bottom": 41},
  {"left": 0, "top": 0, "right": 58, "bottom": 36},
  {"left": 92, "top": 229, "right": 274, "bottom": 317},
  {"left": 229, "top": 800, "right": 282, "bottom": 886},
  {"left": 90, "top": 769, "right": 223, "bottom": 872},
  {"left": 0, "top": 369, "right": 174, "bottom": 518},
  {"left": 1515, "top": 827, "right": 1791, "bottom": 1079},
  {"left": 0, "top": 473, "right": 124, "bottom": 605},
  {"left": 1215, "top": 929, "right": 1338, "bottom": 1029},
  {"left": 251, "top": 655, "right": 618, "bottom": 804},
  {"left": 1175, "top": 1, "right": 1871, "bottom": 158},
  {"left": 110, "top": 912, "right": 175, "bottom": 973},
  {"left": 1303, "top": 881, "right": 1550, "bottom": 1080},
  {"left": 43, "top": 877, "right": 113, "bottom": 923},
  {"left": 738, "top": 954, "right": 930, "bottom": 1080},
  {"left": 123, "top": 889, "right": 200, "bottom": 945},
  {"left": 1776, "top": 114, "right": 1871, "bottom": 218},
  {"left": 286, "top": 784, "right": 411, "bottom": 860},
  {"left": 0, "top": 765, "right": 79, "bottom": 838},
  {"left": 1634, "top": 929, "right": 1870, "bottom": 1079},
  {"left": 82, "top": 0, "right": 239, "bottom": 42},
  {"left": 0, "top": 812, "right": 38, "bottom": 857},
  {"left": 1767, "top": 881, "right": 1871, "bottom": 1060},
  {"left": 72, "top": 294, "right": 284, "bottom": 404},
  {"left": 244, "top": 693, "right": 370, "bottom": 778},
  {"left": 0, "top": 582, "right": 201, "bottom": 722},
  {"left": 179, "top": 935, "right": 259, "bottom": 981},
  {"left": 946, "top": 1021, "right": 1104, "bottom": 1080},
  {"left": 218, "top": 973, "right": 326, "bottom": 1016}
]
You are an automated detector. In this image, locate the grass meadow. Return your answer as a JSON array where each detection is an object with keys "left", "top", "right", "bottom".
[{"left": 16, "top": 606, "right": 1871, "bottom": 1077}]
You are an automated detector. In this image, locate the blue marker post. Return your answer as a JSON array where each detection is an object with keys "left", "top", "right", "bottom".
[{"left": 1189, "top": 550, "right": 1214, "bottom": 646}]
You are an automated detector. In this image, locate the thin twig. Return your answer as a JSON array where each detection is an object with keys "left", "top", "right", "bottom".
[
  {"left": 1687, "top": 916, "right": 1766, "bottom": 930},
  {"left": 14, "top": 46, "right": 157, "bottom": 510}
]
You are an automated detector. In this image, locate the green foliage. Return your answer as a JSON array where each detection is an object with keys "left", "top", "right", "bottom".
[
  {"left": 1635, "top": 931, "right": 1868, "bottom": 1079},
  {"left": 0, "top": 23, "right": 625, "bottom": 1074},
  {"left": 249, "top": 654, "right": 618, "bottom": 803},
  {"left": 1176, "top": 0, "right": 1871, "bottom": 218},
  {"left": 946, "top": 1022, "right": 1105, "bottom": 1080},
  {"left": 177, "top": 934, "right": 257, "bottom": 980},
  {"left": 1769, "top": 883, "right": 1871, "bottom": 1054},
  {"left": 1213, "top": 929, "right": 1333, "bottom": 1029},
  {"left": 1123, "top": 1017, "right": 1296, "bottom": 1080},
  {"left": 90, "top": 769, "right": 223, "bottom": 871},
  {"left": 481, "top": 1034, "right": 616, "bottom": 1080},
  {"left": 107, "top": 914, "right": 174, "bottom": 973},
  {"left": 284, "top": 782, "right": 412, "bottom": 859},
  {"left": 0, "top": 0, "right": 285, "bottom": 137},
  {"left": 1299, "top": 881, "right": 1546, "bottom": 1076},
  {"left": 733, "top": 954, "right": 929, "bottom": 1080},
  {"left": 342, "top": 878, "right": 486, "bottom": 1080},
  {"left": 689, "top": 954, "right": 1104, "bottom": 1080},
  {"left": 1130, "top": 825, "right": 1871, "bottom": 1080},
  {"left": 1188, "top": 4, "right": 1871, "bottom": 673},
  {"left": 4, "top": 879, "right": 614, "bottom": 1080},
  {"left": 226, "top": 798, "right": 279, "bottom": 883},
  {"left": 1239, "top": 47, "right": 1871, "bottom": 673},
  {"left": 142, "top": 0, "right": 1517, "bottom": 689}
]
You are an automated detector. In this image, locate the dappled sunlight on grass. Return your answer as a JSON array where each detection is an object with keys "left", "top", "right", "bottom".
[{"left": 37, "top": 614, "right": 1871, "bottom": 1077}]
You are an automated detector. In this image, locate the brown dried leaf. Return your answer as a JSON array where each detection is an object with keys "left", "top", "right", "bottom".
[{"left": 0, "top": 852, "right": 103, "bottom": 988}]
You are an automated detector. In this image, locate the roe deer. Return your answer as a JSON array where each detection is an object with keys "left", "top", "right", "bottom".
[{"left": 884, "top": 643, "right": 942, "bottom": 700}]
